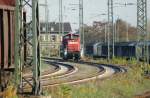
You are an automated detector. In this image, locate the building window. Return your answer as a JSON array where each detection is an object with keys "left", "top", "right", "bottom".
[
  {"left": 42, "top": 27, "right": 46, "bottom": 32},
  {"left": 40, "top": 35, "right": 45, "bottom": 41},
  {"left": 51, "top": 45, "right": 55, "bottom": 48},
  {"left": 51, "top": 27, "right": 54, "bottom": 31},
  {"left": 45, "top": 35, "right": 48, "bottom": 41},
  {"left": 40, "top": 36, "right": 43, "bottom": 41},
  {"left": 51, "top": 35, "right": 56, "bottom": 42},
  {"left": 48, "top": 35, "right": 51, "bottom": 41},
  {"left": 43, "top": 35, "right": 46, "bottom": 41}
]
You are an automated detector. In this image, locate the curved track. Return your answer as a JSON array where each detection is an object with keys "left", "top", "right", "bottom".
[{"left": 23, "top": 58, "right": 126, "bottom": 91}]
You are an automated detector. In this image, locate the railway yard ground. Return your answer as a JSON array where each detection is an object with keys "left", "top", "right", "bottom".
[
  {"left": 15, "top": 57, "right": 150, "bottom": 98},
  {"left": 0, "top": 0, "right": 150, "bottom": 98},
  {"left": 1, "top": 57, "right": 150, "bottom": 98}
]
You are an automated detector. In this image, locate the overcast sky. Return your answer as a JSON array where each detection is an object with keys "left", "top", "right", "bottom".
[{"left": 38, "top": 0, "right": 150, "bottom": 31}]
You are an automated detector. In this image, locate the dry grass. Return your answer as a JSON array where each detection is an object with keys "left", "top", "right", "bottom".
[
  {"left": 44, "top": 58, "right": 150, "bottom": 98},
  {"left": 0, "top": 85, "right": 17, "bottom": 98}
]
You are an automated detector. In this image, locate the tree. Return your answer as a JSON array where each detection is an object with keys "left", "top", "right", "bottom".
[
  {"left": 84, "top": 25, "right": 104, "bottom": 45},
  {"left": 84, "top": 19, "right": 137, "bottom": 46},
  {"left": 116, "top": 19, "right": 137, "bottom": 42}
]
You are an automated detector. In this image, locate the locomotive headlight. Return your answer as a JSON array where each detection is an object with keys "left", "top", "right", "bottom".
[{"left": 64, "top": 49, "right": 67, "bottom": 56}]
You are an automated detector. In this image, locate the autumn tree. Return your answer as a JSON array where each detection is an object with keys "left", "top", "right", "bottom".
[
  {"left": 84, "top": 19, "right": 137, "bottom": 46},
  {"left": 115, "top": 19, "right": 137, "bottom": 42}
]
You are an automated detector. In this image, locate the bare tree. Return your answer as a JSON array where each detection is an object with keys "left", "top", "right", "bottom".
[
  {"left": 84, "top": 19, "right": 137, "bottom": 46},
  {"left": 116, "top": 19, "right": 137, "bottom": 42}
]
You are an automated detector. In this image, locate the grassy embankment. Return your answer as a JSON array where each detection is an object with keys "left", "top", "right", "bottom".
[{"left": 46, "top": 58, "right": 150, "bottom": 98}]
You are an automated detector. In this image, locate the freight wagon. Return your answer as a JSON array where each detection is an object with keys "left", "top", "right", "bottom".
[
  {"left": 0, "top": 0, "right": 15, "bottom": 91},
  {"left": 93, "top": 41, "right": 150, "bottom": 60}
]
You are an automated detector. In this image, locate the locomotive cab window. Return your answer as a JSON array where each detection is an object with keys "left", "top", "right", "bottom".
[
  {"left": 72, "top": 35, "right": 79, "bottom": 39},
  {"left": 63, "top": 35, "right": 70, "bottom": 39}
]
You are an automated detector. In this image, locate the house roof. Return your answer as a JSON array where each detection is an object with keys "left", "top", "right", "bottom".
[{"left": 40, "top": 22, "right": 72, "bottom": 34}]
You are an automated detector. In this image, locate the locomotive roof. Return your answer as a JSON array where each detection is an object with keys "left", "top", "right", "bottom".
[
  {"left": 0, "top": 0, "right": 15, "bottom": 6},
  {"left": 64, "top": 33, "right": 79, "bottom": 36}
]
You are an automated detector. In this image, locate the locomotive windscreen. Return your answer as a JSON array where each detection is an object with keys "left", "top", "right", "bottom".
[
  {"left": 63, "top": 34, "right": 79, "bottom": 39},
  {"left": 72, "top": 35, "right": 79, "bottom": 39}
]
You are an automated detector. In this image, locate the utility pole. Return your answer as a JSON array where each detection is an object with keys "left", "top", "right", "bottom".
[
  {"left": 59, "top": 0, "right": 63, "bottom": 57},
  {"left": 116, "top": 20, "right": 120, "bottom": 42},
  {"left": 39, "top": 1, "right": 49, "bottom": 32},
  {"left": 79, "top": 0, "right": 84, "bottom": 58},
  {"left": 114, "top": 22, "right": 117, "bottom": 42},
  {"left": 45, "top": 0, "right": 48, "bottom": 34},
  {"left": 105, "top": 23, "right": 107, "bottom": 43},
  {"left": 137, "top": 0, "right": 148, "bottom": 66},
  {"left": 15, "top": 0, "right": 41, "bottom": 95},
  {"left": 108, "top": 0, "right": 114, "bottom": 59},
  {"left": 126, "top": 23, "right": 129, "bottom": 42},
  {"left": 114, "top": 16, "right": 119, "bottom": 42}
]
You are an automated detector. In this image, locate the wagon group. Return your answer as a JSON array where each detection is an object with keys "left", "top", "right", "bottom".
[{"left": 93, "top": 41, "right": 150, "bottom": 60}]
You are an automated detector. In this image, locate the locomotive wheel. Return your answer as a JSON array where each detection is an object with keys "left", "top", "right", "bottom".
[
  {"left": 74, "top": 53, "right": 80, "bottom": 62},
  {"left": 74, "top": 57, "right": 79, "bottom": 62},
  {"left": 63, "top": 57, "right": 68, "bottom": 60}
]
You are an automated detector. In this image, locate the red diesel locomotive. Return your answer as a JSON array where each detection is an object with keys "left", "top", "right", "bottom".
[{"left": 61, "top": 33, "right": 80, "bottom": 60}]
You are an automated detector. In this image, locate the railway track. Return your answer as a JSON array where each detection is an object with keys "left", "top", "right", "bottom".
[{"left": 22, "top": 58, "right": 126, "bottom": 92}]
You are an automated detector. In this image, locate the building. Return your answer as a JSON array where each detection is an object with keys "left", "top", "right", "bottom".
[{"left": 40, "top": 22, "right": 72, "bottom": 56}]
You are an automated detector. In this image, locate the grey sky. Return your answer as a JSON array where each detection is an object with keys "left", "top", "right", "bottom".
[{"left": 39, "top": 0, "right": 150, "bottom": 31}]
